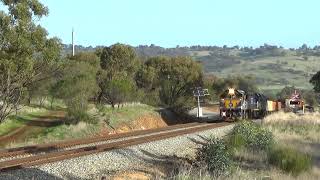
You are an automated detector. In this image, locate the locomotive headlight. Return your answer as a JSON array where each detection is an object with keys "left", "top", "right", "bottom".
[{"left": 228, "top": 88, "right": 235, "bottom": 95}]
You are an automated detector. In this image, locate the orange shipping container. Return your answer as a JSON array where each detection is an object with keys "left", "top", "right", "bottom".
[
  {"left": 277, "top": 102, "right": 282, "bottom": 111},
  {"left": 272, "top": 101, "right": 277, "bottom": 111}
]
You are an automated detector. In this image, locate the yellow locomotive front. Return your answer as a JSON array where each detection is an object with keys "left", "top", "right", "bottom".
[{"left": 219, "top": 88, "right": 243, "bottom": 120}]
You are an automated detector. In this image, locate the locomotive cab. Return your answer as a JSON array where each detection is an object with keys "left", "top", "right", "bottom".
[{"left": 219, "top": 88, "right": 244, "bottom": 120}]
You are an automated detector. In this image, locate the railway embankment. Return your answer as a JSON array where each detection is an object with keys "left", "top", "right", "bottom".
[{"left": 0, "top": 123, "right": 234, "bottom": 179}]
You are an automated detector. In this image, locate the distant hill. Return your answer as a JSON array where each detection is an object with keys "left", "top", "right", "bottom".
[{"left": 63, "top": 44, "right": 320, "bottom": 92}]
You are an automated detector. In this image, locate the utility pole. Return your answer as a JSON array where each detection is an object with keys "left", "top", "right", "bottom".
[
  {"left": 193, "top": 87, "right": 210, "bottom": 118},
  {"left": 72, "top": 28, "right": 75, "bottom": 56}
]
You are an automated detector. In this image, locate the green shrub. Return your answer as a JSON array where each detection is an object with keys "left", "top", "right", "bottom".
[
  {"left": 65, "top": 96, "right": 90, "bottom": 124},
  {"left": 196, "top": 137, "right": 232, "bottom": 177},
  {"left": 228, "top": 133, "right": 246, "bottom": 150},
  {"left": 268, "top": 146, "right": 311, "bottom": 175},
  {"left": 228, "top": 121, "right": 274, "bottom": 151}
]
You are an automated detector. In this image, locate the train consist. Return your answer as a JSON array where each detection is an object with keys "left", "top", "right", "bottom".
[{"left": 219, "top": 88, "right": 306, "bottom": 120}]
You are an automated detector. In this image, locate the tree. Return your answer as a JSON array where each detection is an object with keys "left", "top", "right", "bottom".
[
  {"left": 53, "top": 59, "right": 98, "bottom": 123},
  {"left": 310, "top": 71, "right": 320, "bottom": 93},
  {"left": 99, "top": 43, "right": 138, "bottom": 80},
  {"left": 25, "top": 76, "right": 56, "bottom": 107},
  {"left": 69, "top": 52, "right": 100, "bottom": 68},
  {"left": 137, "top": 56, "right": 203, "bottom": 113},
  {"left": 102, "top": 77, "right": 137, "bottom": 108},
  {"left": 97, "top": 43, "right": 139, "bottom": 106},
  {"left": 237, "top": 76, "right": 258, "bottom": 93},
  {"left": 302, "top": 90, "right": 318, "bottom": 106},
  {"left": 212, "top": 76, "right": 258, "bottom": 97},
  {"left": 0, "top": 0, "right": 61, "bottom": 122},
  {"left": 277, "top": 86, "right": 296, "bottom": 99},
  {"left": 135, "top": 65, "right": 157, "bottom": 90},
  {"left": 300, "top": 44, "right": 308, "bottom": 51}
]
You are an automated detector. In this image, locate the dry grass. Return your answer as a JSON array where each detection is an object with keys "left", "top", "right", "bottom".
[
  {"left": 263, "top": 111, "right": 320, "bottom": 143},
  {"left": 169, "top": 112, "right": 320, "bottom": 180},
  {"left": 170, "top": 166, "right": 320, "bottom": 180},
  {"left": 263, "top": 111, "right": 320, "bottom": 125},
  {"left": 226, "top": 167, "right": 320, "bottom": 180},
  {"left": 171, "top": 160, "right": 319, "bottom": 180}
]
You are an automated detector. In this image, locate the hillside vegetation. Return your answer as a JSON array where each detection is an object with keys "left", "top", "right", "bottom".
[
  {"left": 195, "top": 50, "right": 319, "bottom": 91},
  {"left": 66, "top": 44, "right": 320, "bottom": 92}
]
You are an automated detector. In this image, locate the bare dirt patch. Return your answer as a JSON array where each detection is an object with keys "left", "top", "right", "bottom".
[
  {"left": 111, "top": 171, "right": 153, "bottom": 180},
  {"left": 106, "top": 114, "right": 168, "bottom": 134}
]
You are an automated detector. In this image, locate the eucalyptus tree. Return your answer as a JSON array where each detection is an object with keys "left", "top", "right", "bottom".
[
  {"left": 310, "top": 71, "right": 320, "bottom": 93},
  {"left": 52, "top": 59, "right": 99, "bottom": 123},
  {"left": 137, "top": 56, "right": 203, "bottom": 113},
  {"left": 97, "top": 43, "right": 139, "bottom": 106},
  {"left": 0, "top": 0, "right": 61, "bottom": 122}
]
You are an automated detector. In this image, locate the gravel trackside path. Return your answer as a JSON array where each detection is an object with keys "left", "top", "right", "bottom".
[{"left": 0, "top": 125, "right": 234, "bottom": 180}]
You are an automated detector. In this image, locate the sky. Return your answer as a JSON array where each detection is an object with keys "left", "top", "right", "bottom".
[{"left": 6, "top": 0, "right": 320, "bottom": 48}]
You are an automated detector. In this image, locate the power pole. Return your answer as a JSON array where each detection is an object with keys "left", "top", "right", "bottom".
[{"left": 72, "top": 28, "right": 75, "bottom": 56}]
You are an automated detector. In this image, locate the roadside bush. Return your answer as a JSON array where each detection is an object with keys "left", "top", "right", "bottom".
[
  {"left": 228, "top": 121, "right": 274, "bottom": 151},
  {"left": 196, "top": 137, "right": 232, "bottom": 177},
  {"left": 140, "top": 90, "right": 161, "bottom": 107},
  {"left": 268, "top": 146, "right": 311, "bottom": 175},
  {"left": 227, "top": 133, "right": 246, "bottom": 150},
  {"left": 53, "top": 60, "right": 98, "bottom": 124}
]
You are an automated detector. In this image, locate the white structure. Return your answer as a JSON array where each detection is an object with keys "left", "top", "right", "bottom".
[{"left": 193, "top": 87, "right": 209, "bottom": 118}]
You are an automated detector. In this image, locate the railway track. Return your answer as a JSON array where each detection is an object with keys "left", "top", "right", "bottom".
[
  {"left": 0, "top": 121, "right": 231, "bottom": 171},
  {"left": 0, "top": 122, "right": 204, "bottom": 159}
]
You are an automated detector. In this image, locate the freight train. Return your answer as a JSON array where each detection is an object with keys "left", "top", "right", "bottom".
[{"left": 219, "top": 88, "right": 305, "bottom": 120}]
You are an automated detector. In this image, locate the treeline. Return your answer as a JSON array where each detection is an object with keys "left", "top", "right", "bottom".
[
  {"left": 14, "top": 45, "right": 204, "bottom": 124},
  {"left": 63, "top": 43, "right": 320, "bottom": 59}
]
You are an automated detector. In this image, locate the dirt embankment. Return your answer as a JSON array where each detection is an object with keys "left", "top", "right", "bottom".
[
  {"left": 99, "top": 109, "right": 190, "bottom": 135},
  {"left": 99, "top": 115, "right": 169, "bottom": 135},
  {"left": 115, "top": 114, "right": 168, "bottom": 133}
]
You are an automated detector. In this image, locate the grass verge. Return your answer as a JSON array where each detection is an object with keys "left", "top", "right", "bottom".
[
  {"left": 0, "top": 107, "right": 50, "bottom": 137},
  {"left": 5, "top": 121, "right": 101, "bottom": 148},
  {"left": 268, "top": 146, "right": 311, "bottom": 175},
  {"left": 170, "top": 117, "right": 317, "bottom": 179},
  {"left": 97, "top": 104, "right": 158, "bottom": 128}
]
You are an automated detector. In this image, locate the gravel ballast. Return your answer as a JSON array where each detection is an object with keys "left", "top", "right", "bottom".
[{"left": 0, "top": 125, "right": 233, "bottom": 180}]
